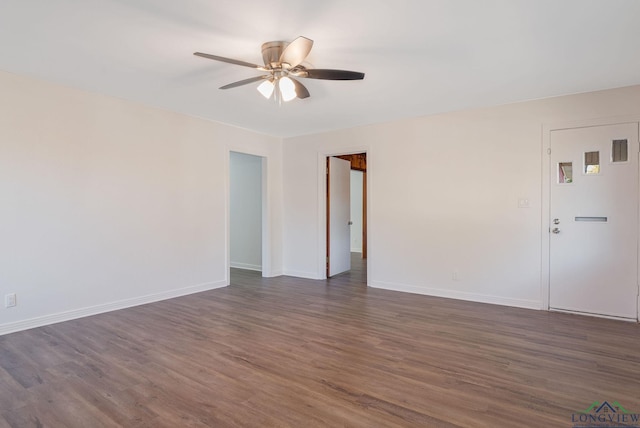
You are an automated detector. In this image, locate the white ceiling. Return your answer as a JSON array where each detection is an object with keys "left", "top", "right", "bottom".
[{"left": 1, "top": 0, "right": 640, "bottom": 137}]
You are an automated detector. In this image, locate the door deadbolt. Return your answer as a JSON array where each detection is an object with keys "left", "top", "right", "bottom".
[{"left": 553, "top": 218, "right": 560, "bottom": 225}]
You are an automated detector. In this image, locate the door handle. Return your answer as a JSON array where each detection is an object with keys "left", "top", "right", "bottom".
[
  {"left": 552, "top": 227, "right": 560, "bottom": 234},
  {"left": 348, "top": 221, "right": 353, "bottom": 226}
]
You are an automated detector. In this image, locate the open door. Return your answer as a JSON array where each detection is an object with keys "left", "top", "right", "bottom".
[{"left": 327, "top": 157, "right": 351, "bottom": 277}]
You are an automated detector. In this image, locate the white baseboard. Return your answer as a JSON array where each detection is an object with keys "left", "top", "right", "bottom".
[
  {"left": 262, "top": 270, "right": 283, "bottom": 278},
  {"left": 0, "top": 280, "right": 227, "bottom": 336},
  {"left": 369, "top": 280, "right": 541, "bottom": 310},
  {"left": 350, "top": 247, "right": 362, "bottom": 253},
  {"left": 549, "top": 307, "right": 638, "bottom": 322},
  {"left": 230, "top": 262, "right": 262, "bottom": 272}
]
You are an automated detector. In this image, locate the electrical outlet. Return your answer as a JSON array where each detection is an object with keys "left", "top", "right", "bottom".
[{"left": 5, "top": 293, "right": 16, "bottom": 308}]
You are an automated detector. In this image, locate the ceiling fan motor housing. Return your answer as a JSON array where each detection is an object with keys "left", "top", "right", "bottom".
[{"left": 261, "top": 41, "right": 289, "bottom": 68}]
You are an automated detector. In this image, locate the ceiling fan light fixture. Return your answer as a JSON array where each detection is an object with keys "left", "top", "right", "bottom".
[
  {"left": 257, "top": 79, "right": 275, "bottom": 99},
  {"left": 279, "top": 76, "right": 296, "bottom": 102}
]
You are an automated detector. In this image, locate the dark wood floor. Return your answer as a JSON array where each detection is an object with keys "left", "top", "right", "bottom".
[{"left": 1, "top": 254, "right": 639, "bottom": 427}]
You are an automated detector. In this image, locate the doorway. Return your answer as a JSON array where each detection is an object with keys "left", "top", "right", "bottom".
[
  {"left": 548, "top": 122, "right": 639, "bottom": 320},
  {"left": 230, "top": 151, "right": 264, "bottom": 273},
  {"left": 326, "top": 152, "right": 367, "bottom": 278}
]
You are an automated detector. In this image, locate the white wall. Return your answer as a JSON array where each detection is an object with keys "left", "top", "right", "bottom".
[
  {"left": 350, "top": 170, "right": 363, "bottom": 253},
  {"left": 0, "top": 70, "right": 282, "bottom": 334},
  {"left": 282, "top": 85, "right": 640, "bottom": 309},
  {"left": 5, "top": 67, "right": 640, "bottom": 335},
  {"left": 230, "top": 152, "right": 262, "bottom": 271}
]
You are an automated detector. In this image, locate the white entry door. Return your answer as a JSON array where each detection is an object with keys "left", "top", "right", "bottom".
[
  {"left": 328, "top": 157, "right": 351, "bottom": 277},
  {"left": 549, "top": 123, "right": 639, "bottom": 319}
]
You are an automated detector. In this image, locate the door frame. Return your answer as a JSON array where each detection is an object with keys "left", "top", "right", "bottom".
[
  {"left": 317, "top": 147, "right": 371, "bottom": 282},
  {"left": 226, "top": 148, "right": 271, "bottom": 284},
  {"left": 541, "top": 116, "right": 640, "bottom": 320}
]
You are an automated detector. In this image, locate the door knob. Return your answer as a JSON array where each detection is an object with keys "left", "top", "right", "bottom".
[
  {"left": 348, "top": 221, "right": 353, "bottom": 226},
  {"left": 552, "top": 228, "right": 560, "bottom": 234}
]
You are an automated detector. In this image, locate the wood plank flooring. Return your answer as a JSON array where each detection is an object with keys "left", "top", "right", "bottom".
[{"left": 1, "top": 254, "right": 639, "bottom": 427}]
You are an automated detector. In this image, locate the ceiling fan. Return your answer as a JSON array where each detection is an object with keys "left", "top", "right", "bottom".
[{"left": 193, "top": 36, "right": 365, "bottom": 102}]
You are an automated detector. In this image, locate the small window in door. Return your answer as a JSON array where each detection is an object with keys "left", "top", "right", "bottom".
[
  {"left": 584, "top": 151, "right": 600, "bottom": 174},
  {"left": 612, "top": 139, "right": 628, "bottom": 163},
  {"left": 558, "top": 162, "right": 573, "bottom": 183}
]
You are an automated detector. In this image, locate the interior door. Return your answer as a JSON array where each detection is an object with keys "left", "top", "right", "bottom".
[
  {"left": 549, "top": 123, "right": 639, "bottom": 319},
  {"left": 328, "top": 157, "right": 351, "bottom": 277}
]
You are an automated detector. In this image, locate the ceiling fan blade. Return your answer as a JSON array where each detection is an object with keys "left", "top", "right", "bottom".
[
  {"left": 303, "top": 69, "right": 365, "bottom": 80},
  {"left": 290, "top": 77, "right": 310, "bottom": 99},
  {"left": 279, "top": 36, "right": 313, "bottom": 68},
  {"left": 194, "top": 52, "right": 264, "bottom": 69},
  {"left": 219, "top": 75, "right": 269, "bottom": 90}
]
